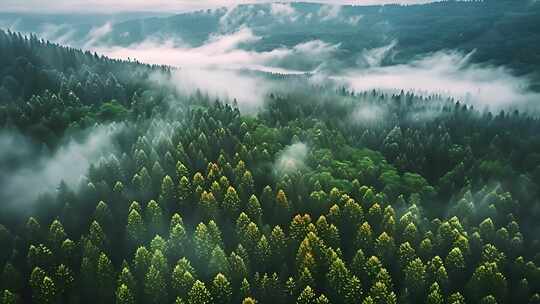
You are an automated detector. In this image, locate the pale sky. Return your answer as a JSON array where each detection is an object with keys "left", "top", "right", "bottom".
[{"left": 0, "top": 0, "right": 435, "bottom": 13}]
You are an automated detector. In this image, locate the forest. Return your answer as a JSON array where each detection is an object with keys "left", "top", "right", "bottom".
[{"left": 1, "top": 1, "right": 540, "bottom": 303}]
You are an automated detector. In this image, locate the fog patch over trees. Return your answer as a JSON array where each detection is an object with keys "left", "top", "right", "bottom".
[{"left": 0, "top": 124, "right": 122, "bottom": 212}]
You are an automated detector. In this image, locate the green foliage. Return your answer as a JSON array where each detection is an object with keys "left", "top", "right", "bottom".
[{"left": 188, "top": 280, "right": 212, "bottom": 304}]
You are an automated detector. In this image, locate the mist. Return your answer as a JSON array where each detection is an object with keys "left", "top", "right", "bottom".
[
  {"left": 87, "top": 23, "right": 540, "bottom": 112},
  {"left": 0, "top": 125, "right": 121, "bottom": 211},
  {"left": 5, "top": 5, "right": 539, "bottom": 114},
  {"left": 91, "top": 27, "right": 337, "bottom": 110},
  {"left": 335, "top": 50, "right": 540, "bottom": 110},
  {"left": 274, "top": 142, "right": 309, "bottom": 176}
]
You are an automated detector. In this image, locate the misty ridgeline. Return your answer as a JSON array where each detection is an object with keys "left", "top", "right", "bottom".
[{"left": 1, "top": 1, "right": 540, "bottom": 304}]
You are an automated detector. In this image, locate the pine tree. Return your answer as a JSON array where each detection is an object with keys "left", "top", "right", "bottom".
[
  {"left": 187, "top": 280, "right": 212, "bottom": 304},
  {"left": 159, "top": 175, "right": 176, "bottom": 211},
  {"left": 177, "top": 176, "right": 192, "bottom": 207},
  {"left": 117, "top": 266, "right": 136, "bottom": 294},
  {"left": 210, "top": 273, "right": 232, "bottom": 304},
  {"left": 145, "top": 200, "right": 164, "bottom": 235},
  {"left": 116, "top": 283, "right": 135, "bottom": 304},
  {"left": 296, "top": 286, "right": 316, "bottom": 304},
  {"left": 208, "top": 246, "right": 230, "bottom": 278},
  {"left": 223, "top": 186, "right": 241, "bottom": 219},
  {"left": 48, "top": 220, "right": 67, "bottom": 250},
  {"left": 246, "top": 195, "right": 263, "bottom": 226},
  {"left": 144, "top": 265, "right": 168, "bottom": 304},
  {"left": 1, "top": 289, "right": 17, "bottom": 304},
  {"left": 404, "top": 258, "right": 426, "bottom": 301},
  {"left": 54, "top": 264, "right": 74, "bottom": 299},
  {"left": 127, "top": 209, "right": 145, "bottom": 247},
  {"left": 168, "top": 223, "right": 187, "bottom": 259},
  {"left": 97, "top": 252, "right": 115, "bottom": 303},
  {"left": 39, "top": 276, "right": 57, "bottom": 304}
]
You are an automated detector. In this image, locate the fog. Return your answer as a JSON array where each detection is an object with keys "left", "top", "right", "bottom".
[
  {"left": 274, "top": 143, "right": 309, "bottom": 176},
  {"left": 336, "top": 50, "right": 540, "bottom": 110},
  {"left": 93, "top": 27, "right": 336, "bottom": 71},
  {"left": 5, "top": 2, "right": 538, "bottom": 113},
  {"left": 83, "top": 22, "right": 540, "bottom": 112},
  {"left": 92, "top": 27, "right": 337, "bottom": 110},
  {"left": 0, "top": 125, "right": 121, "bottom": 211}
]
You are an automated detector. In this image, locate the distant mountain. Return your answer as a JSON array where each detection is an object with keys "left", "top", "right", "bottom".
[
  {"left": 2, "top": 1, "right": 540, "bottom": 84},
  {"left": 98, "top": 2, "right": 540, "bottom": 74}
]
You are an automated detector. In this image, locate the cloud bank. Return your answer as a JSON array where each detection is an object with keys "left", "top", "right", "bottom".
[
  {"left": 92, "top": 27, "right": 339, "bottom": 110},
  {"left": 336, "top": 50, "right": 540, "bottom": 109},
  {"left": 92, "top": 26, "right": 539, "bottom": 111},
  {"left": 9, "top": 6, "right": 536, "bottom": 113}
]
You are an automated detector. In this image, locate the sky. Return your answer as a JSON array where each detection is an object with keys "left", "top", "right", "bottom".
[{"left": 0, "top": 0, "right": 435, "bottom": 13}]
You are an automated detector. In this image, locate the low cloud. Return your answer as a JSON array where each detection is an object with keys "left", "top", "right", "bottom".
[
  {"left": 274, "top": 142, "right": 309, "bottom": 176},
  {"left": 84, "top": 22, "right": 113, "bottom": 48},
  {"left": 91, "top": 27, "right": 339, "bottom": 109},
  {"left": 93, "top": 28, "right": 277, "bottom": 70},
  {"left": 350, "top": 104, "right": 386, "bottom": 125},
  {"left": 0, "top": 125, "right": 121, "bottom": 210},
  {"left": 318, "top": 4, "right": 342, "bottom": 21},
  {"left": 150, "top": 68, "right": 274, "bottom": 113},
  {"left": 270, "top": 3, "right": 298, "bottom": 22},
  {"left": 357, "top": 40, "right": 397, "bottom": 67},
  {"left": 39, "top": 23, "right": 77, "bottom": 45},
  {"left": 347, "top": 15, "right": 363, "bottom": 26},
  {"left": 333, "top": 50, "right": 540, "bottom": 110},
  {"left": 10, "top": 10, "right": 537, "bottom": 113}
]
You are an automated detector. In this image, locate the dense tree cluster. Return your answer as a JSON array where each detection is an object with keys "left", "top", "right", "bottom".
[
  {"left": 0, "top": 29, "right": 171, "bottom": 146},
  {"left": 1, "top": 31, "right": 540, "bottom": 304}
]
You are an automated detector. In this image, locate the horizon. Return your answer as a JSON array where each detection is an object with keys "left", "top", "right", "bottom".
[{"left": 0, "top": 0, "right": 438, "bottom": 14}]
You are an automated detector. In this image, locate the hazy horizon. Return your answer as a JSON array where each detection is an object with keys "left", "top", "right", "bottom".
[{"left": 0, "top": 0, "right": 437, "bottom": 14}]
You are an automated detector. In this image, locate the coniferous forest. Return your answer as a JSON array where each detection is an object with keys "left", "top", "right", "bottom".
[{"left": 1, "top": 1, "right": 540, "bottom": 304}]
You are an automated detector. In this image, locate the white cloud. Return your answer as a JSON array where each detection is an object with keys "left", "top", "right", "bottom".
[
  {"left": 357, "top": 40, "right": 397, "bottom": 67},
  {"left": 92, "top": 27, "right": 337, "bottom": 72},
  {"left": 153, "top": 68, "right": 274, "bottom": 112},
  {"left": 270, "top": 3, "right": 298, "bottom": 21},
  {"left": 92, "top": 27, "right": 337, "bottom": 110},
  {"left": 39, "top": 23, "right": 77, "bottom": 45},
  {"left": 84, "top": 22, "right": 113, "bottom": 48},
  {"left": 93, "top": 28, "right": 280, "bottom": 69},
  {"left": 274, "top": 142, "right": 309, "bottom": 176},
  {"left": 271, "top": 3, "right": 296, "bottom": 16},
  {"left": 0, "top": 125, "right": 121, "bottom": 208},
  {"left": 347, "top": 15, "right": 363, "bottom": 25},
  {"left": 334, "top": 50, "right": 540, "bottom": 109},
  {"left": 318, "top": 4, "right": 342, "bottom": 21},
  {"left": 350, "top": 104, "right": 385, "bottom": 124},
  {"left": 316, "top": 4, "right": 363, "bottom": 25}
]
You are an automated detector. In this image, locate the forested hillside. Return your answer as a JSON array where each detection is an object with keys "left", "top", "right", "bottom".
[
  {"left": 0, "top": 29, "right": 171, "bottom": 146},
  {"left": 1, "top": 21, "right": 540, "bottom": 304}
]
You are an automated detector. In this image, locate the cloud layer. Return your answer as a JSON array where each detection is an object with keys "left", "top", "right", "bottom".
[
  {"left": 92, "top": 27, "right": 339, "bottom": 110},
  {"left": 92, "top": 26, "right": 540, "bottom": 111},
  {"left": 336, "top": 50, "right": 540, "bottom": 109}
]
